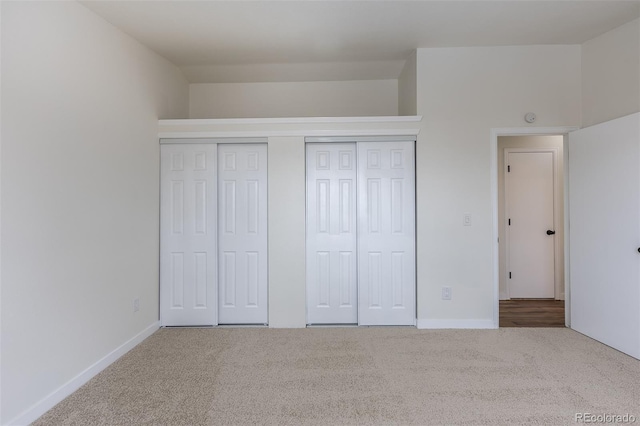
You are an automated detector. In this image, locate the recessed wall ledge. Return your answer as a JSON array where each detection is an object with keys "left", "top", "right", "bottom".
[{"left": 159, "top": 116, "right": 423, "bottom": 126}]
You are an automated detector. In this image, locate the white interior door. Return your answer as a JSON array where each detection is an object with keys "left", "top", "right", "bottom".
[
  {"left": 306, "top": 143, "right": 358, "bottom": 324},
  {"left": 160, "top": 144, "right": 217, "bottom": 326},
  {"left": 218, "top": 144, "right": 268, "bottom": 324},
  {"left": 569, "top": 113, "right": 640, "bottom": 359},
  {"left": 358, "top": 141, "right": 416, "bottom": 325},
  {"left": 505, "top": 151, "right": 555, "bottom": 298}
]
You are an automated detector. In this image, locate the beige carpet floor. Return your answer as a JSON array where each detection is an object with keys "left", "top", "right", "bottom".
[{"left": 34, "top": 328, "right": 639, "bottom": 426}]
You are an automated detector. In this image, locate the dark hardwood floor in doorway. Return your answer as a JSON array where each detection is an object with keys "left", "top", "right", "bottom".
[{"left": 500, "top": 299, "right": 565, "bottom": 327}]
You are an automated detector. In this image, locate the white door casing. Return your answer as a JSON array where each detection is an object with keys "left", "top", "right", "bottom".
[
  {"left": 569, "top": 113, "right": 640, "bottom": 359},
  {"left": 160, "top": 144, "right": 217, "bottom": 326},
  {"left": 358, "top": 141, "right": 416, "bottom": 325},
  {"left": 218, "top": 144, "right": 268, "bottom": 324},
  {"left": 505, "top": 151, "right": 556, "bottom": 298},
  {"left": 306, "top": 143, "right": 358, "bottom": 324}
]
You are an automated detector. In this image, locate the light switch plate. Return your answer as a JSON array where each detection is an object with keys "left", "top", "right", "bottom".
[
  {"left": 442, "top": 287, "right": 452, "bottom": 300},
  {"left": 463, "top": 213, "right": 472, "bottom": 226}
]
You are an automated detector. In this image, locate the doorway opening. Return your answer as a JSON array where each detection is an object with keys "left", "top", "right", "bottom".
[{"left": 494, "top": 133, "right": 568, "bottom": 327}]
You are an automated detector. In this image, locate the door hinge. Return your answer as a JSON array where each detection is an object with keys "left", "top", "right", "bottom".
[
  {"left": 508, "top": 165, "right": 510, "bottom": 172},
  {"left": 509, "top": 272, "right": 512, "bottom": 279}
]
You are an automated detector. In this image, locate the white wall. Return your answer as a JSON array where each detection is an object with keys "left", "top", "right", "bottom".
[
  {"left": 1, "top": 2, "right": 188, "bottom": 423},
  {"left": 189, "top": 80, "right": 398, "bottom": 119},
  {"left": 582, "top": 18, "right": 640, "bottom": 127},
  {"left": 497, "top": 136, "right": 564, "bottom": 301},
  {"left": 267, "top": 137, "right": 307, "bottom": 327},
  {"left": 415, "top": 46, "right": 581, "bottom": 327},
  {"left": 398, "top": 51, "right": 417, "bottom": 116},
  {"left": 168, "top": 45, "right": 582, "bottom": 329}
]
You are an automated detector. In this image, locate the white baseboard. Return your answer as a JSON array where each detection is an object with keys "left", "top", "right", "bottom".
[
  {"left": 417, "top": 319, "right": 497, "bottom": 329},
  {"left": 7, "top": 321, "right": 160, "bottom": 426}
]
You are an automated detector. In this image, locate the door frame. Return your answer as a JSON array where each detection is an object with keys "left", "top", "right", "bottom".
[
  {"left": 490, "top": 126, "right": 578, "bottom": 328},
  {"left": 503, "top": 146, "right": 561, "bottom": 300}
]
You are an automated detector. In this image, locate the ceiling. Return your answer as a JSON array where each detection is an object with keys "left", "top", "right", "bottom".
[{"left": 82, "top": 1, "right": 640, "bottom": 83}]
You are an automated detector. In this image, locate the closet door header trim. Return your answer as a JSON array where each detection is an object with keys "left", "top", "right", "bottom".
[
  {"left": 160, "top": 137, "right": 268, "bottom": 145},
  {"left": 159, "top": 129, "right": 421, "bottom": 139},
  {"left": 305, "top": 135, "right": 416, "bottom": 143},
  {"left": 160, "top": 116, "right": 423, "bottom": 126}
]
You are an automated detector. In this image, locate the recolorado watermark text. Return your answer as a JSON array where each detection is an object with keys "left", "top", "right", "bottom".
[{"left": 575, "top": 413, "right": 636, "bottom": 424}]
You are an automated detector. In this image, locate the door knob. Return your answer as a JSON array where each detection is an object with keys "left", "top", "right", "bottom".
[
  {"left": 638, "top": 248, "right": 640, "bottom": 253},
  {"left": 546, "top": 230, "right": 556, "bottom": 235}
]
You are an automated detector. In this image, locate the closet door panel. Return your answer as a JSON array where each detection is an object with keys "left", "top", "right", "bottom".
[
  {"left": 306, "top": 143, "right": 358, "bottom": 324},
  {"left": 218, "top": 144, "right": 268, "bottom": 324},
  {"left": 160, "top": 144, "right": 217, "bottom": 326},
  {"left": 358, "top": 141, "right": 416, "bottom": 325}
]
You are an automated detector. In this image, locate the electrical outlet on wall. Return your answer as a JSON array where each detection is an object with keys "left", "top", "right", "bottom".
[
  {"left": 133, "top": 298, "right": 140, "bottom": 312},
  {"left": 442, "top": 287, "right": 452, "bottom": 300}
]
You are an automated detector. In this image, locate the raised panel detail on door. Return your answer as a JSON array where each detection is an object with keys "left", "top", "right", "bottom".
[
  {"left": 170, "top": 253, "right": 184, "bottom": 308},
  {"left": 506, "top": 151, "right": 555, "bottom": 298},
  {"left": 358, "top": 142, "right": 416, "bottom": 326},
  {"left": 307, "top": 143, "right": 358, "bottom": 324},
  {"left": 367, "top": 252, "right": 382, "bottom": 308},
  {"left": 221, "top": 251, "right": 236, "bottom": 306},
  {"left": 218, "top": 144, "right": 268, "bottom": 324},
  {"left": 161, "top": 144, "right": 217, "bottom": 326}
]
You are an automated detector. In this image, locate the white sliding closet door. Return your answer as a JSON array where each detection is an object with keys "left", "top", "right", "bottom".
[
  {"left": 358, "top": 141, "right": 416, "bottom": 326},
  {"left": 306, "top": 144, "right": 358, "bottom": 324},
  {"left": 160, "top": 144, "right": 217, "bottom": 326},
  {"left": 218, "top": 144, "right": 269, "bottom": 324}
]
